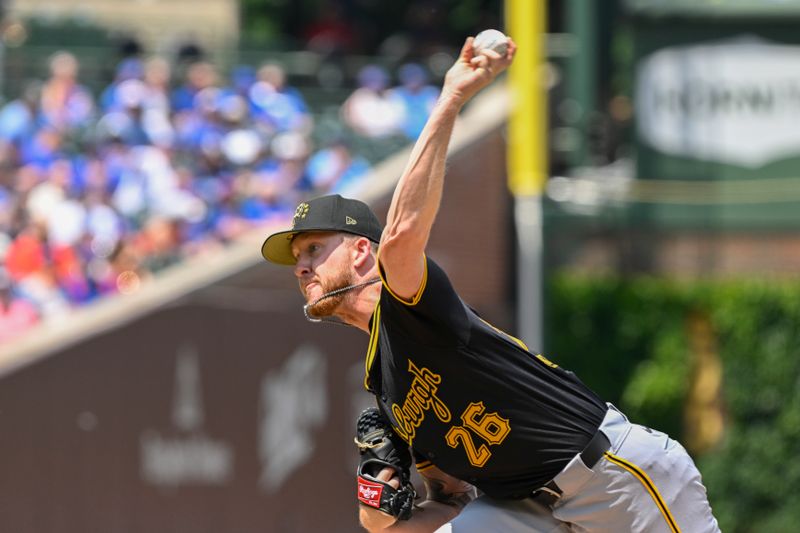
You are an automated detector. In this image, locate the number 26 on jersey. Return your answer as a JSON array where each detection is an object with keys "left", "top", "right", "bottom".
[{"left": 445, "top": 401, "right": 511, "bottom": 467}]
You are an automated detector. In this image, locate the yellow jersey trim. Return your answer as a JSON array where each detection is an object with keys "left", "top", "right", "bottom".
[
  {"left": 535, "top": 353, "right": 559, "bottom": 369},
  {"left": 363, "top": 304, "right": 381, "bottom": 391},
  {"left": 415, "top": 460, "right": 434, "bottom": 472},
  {"left": 479, "top": 317, "right": 529, "bottom": 350},
  {"left": 604, "top": 452, "right": 682, "bottom": 533},
  {"left": 376, "top": 253, "right": 428, "bottom": 306}
]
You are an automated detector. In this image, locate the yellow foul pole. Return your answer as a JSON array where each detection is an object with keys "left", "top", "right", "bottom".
[
  {"left": 507, "top": 0, "right": 547, "bottom": 196},
  {"left": 506, "top": 0, "right": 547, "bottom": 348}
]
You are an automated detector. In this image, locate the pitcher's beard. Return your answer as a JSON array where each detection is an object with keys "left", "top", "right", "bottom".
[{"left": 303, "top": 269, "right": 356, "bottom": 319}]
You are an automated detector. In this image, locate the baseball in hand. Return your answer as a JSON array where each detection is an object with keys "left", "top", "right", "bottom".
[{"left": 472, "top": 29, "right": 509, "bottom": 56}]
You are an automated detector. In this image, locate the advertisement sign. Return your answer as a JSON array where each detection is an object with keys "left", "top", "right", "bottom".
[{"left": 637, "top": 36, "right": 800, "bottom": 168}]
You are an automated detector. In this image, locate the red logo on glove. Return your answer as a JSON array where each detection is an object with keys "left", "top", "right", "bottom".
[{"left": 357, "top": 477, "right": 383, "bottom": 508}]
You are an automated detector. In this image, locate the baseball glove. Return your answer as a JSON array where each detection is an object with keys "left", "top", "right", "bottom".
[{"left": 355, "top": 407, "right": 416, "bottom": 520}]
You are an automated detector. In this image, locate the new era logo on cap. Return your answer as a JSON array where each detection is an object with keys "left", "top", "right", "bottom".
[{"left": 346, "top": 216, "right": 357, "bottom": 225}]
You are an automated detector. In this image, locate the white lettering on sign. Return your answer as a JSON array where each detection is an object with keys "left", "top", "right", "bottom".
[
  {"left": 173, "top": 344, "right": 204, "bottom": 431},
  {"left": 637, "top": 36, "right": 800, "bottom": 167},
  {"left": 140, "top": 431, "right": 233, "bottom": 485},
  {"left": 139, "top": 344, "right": 234, "bottom": 486},
  {"left": 258, "top": 345, "right": 327, "bottom": 492}
]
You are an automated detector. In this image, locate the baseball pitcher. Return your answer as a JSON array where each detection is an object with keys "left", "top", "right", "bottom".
[{"left": 261, "top": 35, "right": 720, "bottom": 533}]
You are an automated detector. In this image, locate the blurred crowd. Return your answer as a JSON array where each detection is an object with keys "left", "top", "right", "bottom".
[{"left": 0, "top": 50, "right": 440, "bottom": 343}]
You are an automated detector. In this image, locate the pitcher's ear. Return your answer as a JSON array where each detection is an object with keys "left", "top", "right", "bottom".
[{"left": 352, "top": 236, "right": 375, "bottom": 268}]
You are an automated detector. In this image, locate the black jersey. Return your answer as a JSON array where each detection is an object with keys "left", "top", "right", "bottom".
[{"left": 364, "top": 256, "right": 607, "bottom": 499}]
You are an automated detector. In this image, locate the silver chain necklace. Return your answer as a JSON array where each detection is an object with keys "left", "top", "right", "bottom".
[{"left": 303, "top": 277, "right": 381, "bottom": 325}]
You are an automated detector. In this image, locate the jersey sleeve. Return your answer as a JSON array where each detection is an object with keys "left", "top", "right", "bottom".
[{"left": 378, "top": 255, "right": 471, "bottom": 343}]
